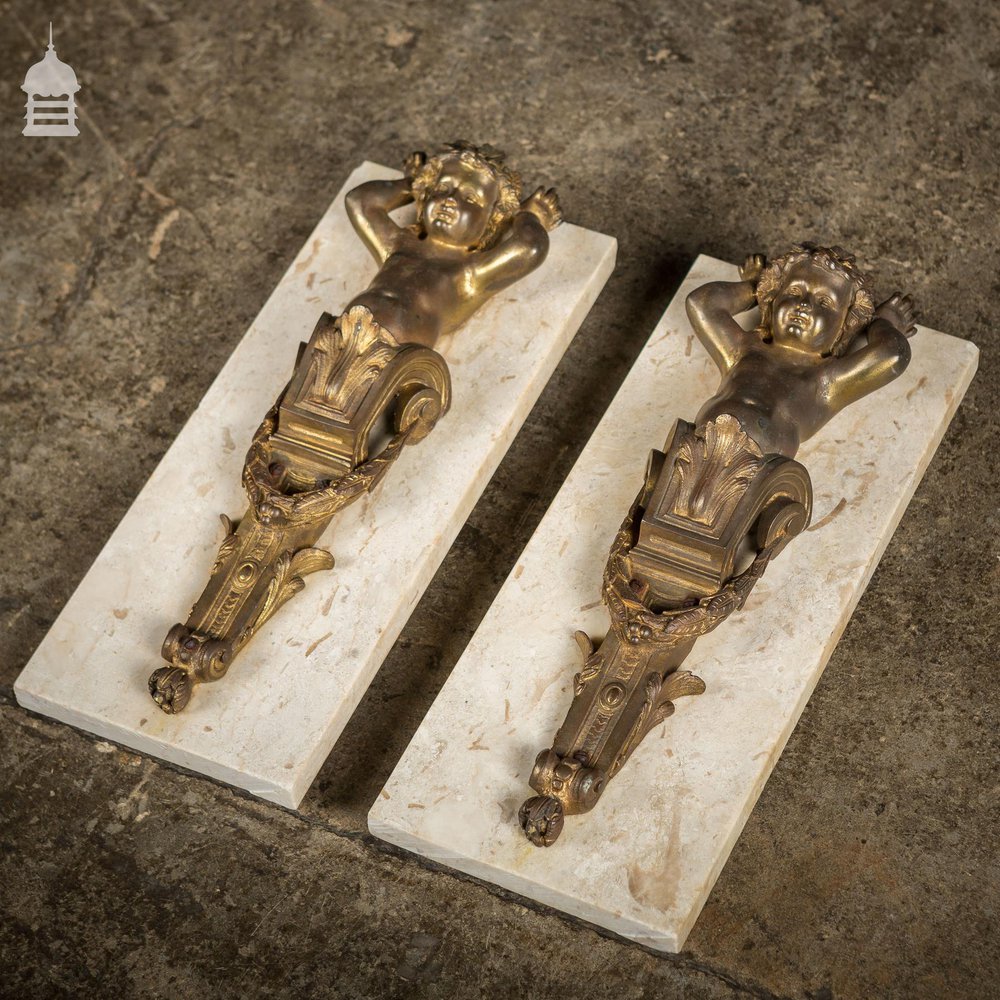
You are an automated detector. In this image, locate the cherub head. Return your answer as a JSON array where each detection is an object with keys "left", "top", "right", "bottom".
[
  {"left": 411, "top": 141, "right": 522, "bottom": 251},
  {"left": 755, "top": 244, "right": 875, "bottom": 357}
]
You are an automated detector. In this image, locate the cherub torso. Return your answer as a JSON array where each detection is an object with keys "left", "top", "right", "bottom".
[
  {"left": 696, "top": 343, "right": 836, "bottom": 458},
  {"left": 347, "top": 234, "right": 485, "bottom": 350}
]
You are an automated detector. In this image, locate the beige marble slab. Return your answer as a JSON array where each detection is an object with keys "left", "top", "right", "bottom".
[
  {"left": 14, "top": 161, "right": 617, "bottom": 808},
  {"left": 368, "top": 254, "right": 979, "bottom": 953}
]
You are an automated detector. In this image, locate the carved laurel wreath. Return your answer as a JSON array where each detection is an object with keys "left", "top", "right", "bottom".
[
  {"left": 241, "top": 401, "right": 414, "bottom": 529},
  {"left": 602, "top": 496, "right": 774, "bottom": 649}
]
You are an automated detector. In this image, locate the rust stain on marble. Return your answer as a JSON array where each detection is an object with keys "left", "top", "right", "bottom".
[
  {"left": 906, "top": 375, "right": 928, "bottom": 401},
  {"left": 305, "top": 631, "right": 333, "bottom": 657},
  {"left": 294, "top": 238, "right": 322, "bottom": 274},
  {"left": 847, "top": 469, "right": 878, "bottom": 507},
  {"left": 626, "top": 804, "right": 682, "bottom": 914},
  {"left": 320, "top": 586, "right": 339, "bottom": 616}
]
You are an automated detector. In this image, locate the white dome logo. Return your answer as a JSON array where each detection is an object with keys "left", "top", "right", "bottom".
[{"left": 22, "top": 23, "right": 81, "bottom": 137}]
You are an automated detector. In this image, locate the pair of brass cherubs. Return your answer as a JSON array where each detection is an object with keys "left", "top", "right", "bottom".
[{"left": 147, "top": 142, "right": 915, "bottom": 852}]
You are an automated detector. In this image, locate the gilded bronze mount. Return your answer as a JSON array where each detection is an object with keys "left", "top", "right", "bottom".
[
  {"left": 520, "top": 414, "right": 813, "bottom": 846},
  {"left": 149, "top": 142, "right": 560, "bottom": 713},
  {"left": 149, "top": 307, "right": 450, "bottom": 713}
]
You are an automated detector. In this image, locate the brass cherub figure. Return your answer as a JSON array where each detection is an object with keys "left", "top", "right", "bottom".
[
  {"left": 150, "top": 143, "right": 561, "bottom": 714},
  {"left": 347, "top": 145, "right": 560, "bottom": 349},
  {"left": 688, "top": 244, "right": 914, "bottom": 459},
  {"left": 519, "top": 244, "right": 914, "bottom": 847}
]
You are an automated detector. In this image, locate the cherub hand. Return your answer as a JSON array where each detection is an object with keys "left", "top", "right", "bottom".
[
  {"left": 520, "top": 187, "right": 563, "bottom": 231},
  {"left": 403, "top": 151, "right": 427, "bottom": 182},
  {"left": 875, "top": 292, "right": 918, "bottom": 337},
  {"left": 739, "top": 253, "right": 767, "bottom": 285}
]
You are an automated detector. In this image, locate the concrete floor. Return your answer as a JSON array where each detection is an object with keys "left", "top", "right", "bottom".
[{"left": 1, "top": 1, "right": 997, "bottom": 997}]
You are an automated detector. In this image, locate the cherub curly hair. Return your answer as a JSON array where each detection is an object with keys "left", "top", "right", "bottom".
[
  {"left": 410, "top": 141, "right": 522, "bottom": 250},
  {"left": 754, "top": 243, "right": 875, "bottom": 357}
]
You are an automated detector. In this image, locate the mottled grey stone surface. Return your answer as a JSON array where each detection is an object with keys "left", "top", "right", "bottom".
[{"left": 1, "top": 1, "right": 997, "bottom": 997}]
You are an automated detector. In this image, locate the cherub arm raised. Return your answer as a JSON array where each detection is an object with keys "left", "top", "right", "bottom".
[
  {"left": 820, "top": 293, "right": 915, "bottom": 411},
  {"left": 471, "top": 187, "right": 562, "bottom": 294},
  {"left": 345, "top": 152, "right": 426, "bottom": 264},
  {"left": 685, "top": 254, "right": 764, "bottom": 373}
]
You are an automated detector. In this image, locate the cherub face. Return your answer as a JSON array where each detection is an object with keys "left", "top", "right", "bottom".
[
  {"left": 771, "top": 259, "right": 853, "bottom": 355},
  {"left": 421, "top": 156, "right": 499, "bottom": 249}
]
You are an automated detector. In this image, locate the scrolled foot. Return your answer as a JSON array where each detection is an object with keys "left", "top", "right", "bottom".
[
  {"left": 519, "top": 795, "right": 565, "bottom": 847},
  {"left": 148, "top": 666, "right": 193, "bottom": 714}
]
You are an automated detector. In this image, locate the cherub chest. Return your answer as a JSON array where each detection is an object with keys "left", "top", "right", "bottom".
[
  {"left": 734, "top": 354, "right": 821, "bottom": 407},
  {"left": 385, "top": 251, "right": 463, "bottom": 291}
]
